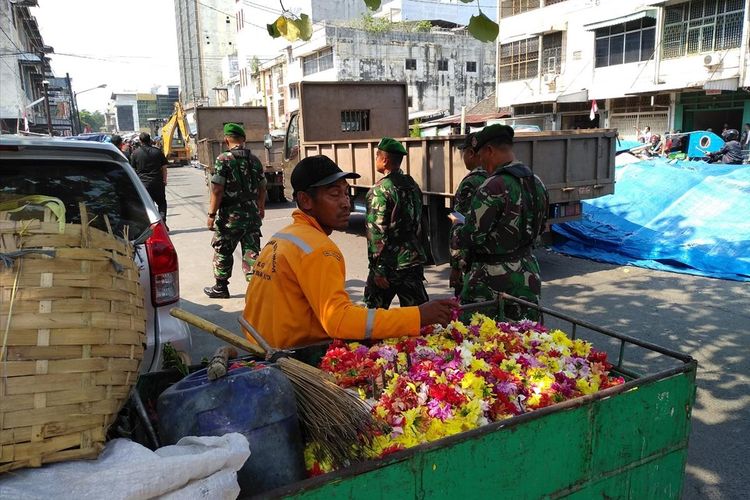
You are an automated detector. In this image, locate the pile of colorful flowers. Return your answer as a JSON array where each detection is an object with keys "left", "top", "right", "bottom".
[{"left": 309, "top": 314, "right": 624, "bottom": 473}]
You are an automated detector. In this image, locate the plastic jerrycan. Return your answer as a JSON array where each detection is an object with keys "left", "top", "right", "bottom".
[{"left": 157, "top": 364, "right": 306, "bottom": 494}]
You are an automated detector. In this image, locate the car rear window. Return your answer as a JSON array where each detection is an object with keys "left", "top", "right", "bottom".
[{"left": 0, "top": 159, "right": 151, "bottom": 240}]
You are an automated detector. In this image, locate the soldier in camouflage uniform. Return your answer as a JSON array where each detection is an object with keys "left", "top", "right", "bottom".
[
  {"left": 449, "top": 132, "right": 488, "bottom": 296},
  {"left": 365, "top": 137, "right": 429, "bottom": 309},
  {"left": 204, "top": 123, "right": 267, "bottom": 299},
  {"left": 452, "top": 124, "right": 548, "bottom": 321}
]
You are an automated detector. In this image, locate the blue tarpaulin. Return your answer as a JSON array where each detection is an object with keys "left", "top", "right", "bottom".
[{"left": 552, "top": 158, "right": 750, "bottom": 281}]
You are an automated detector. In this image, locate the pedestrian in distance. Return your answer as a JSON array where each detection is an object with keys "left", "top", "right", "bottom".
[
  {"left": 110, "top": 134, "right": 130, "bottom": 161},
  {"left": 451, "top": 124, "right": 549, "bottom": 321},
  {"left": 364, "top": 137, "right": 429, "bottom": 310},
  {"left": 204, "top": 123, "right": 267, "bottom": 299},
  {"left": 741, "top": 123, "right": 750, "bottom": 148},
  {"left": 242, "top": 155, "right": 456, "bottom": 349},
  {"left": 129, "top": 132, "right": 168, "bottom": 223},
  {"left": 449, "top": 132, "right": 488, "bottom": 296}
]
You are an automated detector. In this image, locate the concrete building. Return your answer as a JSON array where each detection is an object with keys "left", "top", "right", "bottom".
[
  {"left": 0, "top": 0, "right": 55, "bottom": 134},
  {"left": 495, "top": 0, "right": 750, "bottom": 137},
  {"left": 243, "top": 24, "right": 496, "bottom": 130},
  {"left": 374, "top": 0, "right": 498, "bottom": 25},
  {"left": 111, "top": 86, "right": 179, "bottom": 133},
  {"left": 173, "top": 0, "right": 236, "bottom": 107}
]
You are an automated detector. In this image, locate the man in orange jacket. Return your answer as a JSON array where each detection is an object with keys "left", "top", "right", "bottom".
[{"left": 243, "top": 155, "right": 455, "bottom": 349}]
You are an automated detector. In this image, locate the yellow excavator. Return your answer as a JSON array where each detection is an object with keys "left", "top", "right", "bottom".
[{"left": 161, "top": 102, "right": 191, "bottom": 166}]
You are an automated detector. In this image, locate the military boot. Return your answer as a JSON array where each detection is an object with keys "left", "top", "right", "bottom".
[{"left": 203, "top": 279, "right": 230, "bottom": 299}]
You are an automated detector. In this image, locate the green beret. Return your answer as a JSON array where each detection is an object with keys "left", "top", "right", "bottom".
[
  {"left": 223, "top": 123, "right": 245, "bottom": 138},
  {"left": 474, "top": 124, "right": 514, "bottom": 150},
  {"left": 377, "top": 137, "right": 407, "bottom": 155}
]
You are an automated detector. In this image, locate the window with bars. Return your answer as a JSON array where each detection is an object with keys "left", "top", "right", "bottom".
[
  {"left": 302, "top": 47, "right": 334, "bottom": 75},
  {"left": 499, "top": 37, "right": 539, "bottom": 81},
  {"left": 513, "top": 103, "right": 554, "bottom": 115},
  {"left": 438, "top": 59, "right": 449, "bottom": 71},
  {"left": 541, "top": 32, "right": 563, "bottom": 74},
  {"left": 289, "top": 83, "right": 299, "bottom": 100},
  {"left": 405, "top": 58, "right": 417, "bottom": 70},
  {"left": 341, "top": 110, "right": 370, "bottom": 132},
  {"left": 500, "top": 0, "right": 540, "bottom": 17},
  {"left": 466, "top": 61, "right": 477, "bottom": 72},
  {"left": 663, "top": 0, "right": 744, "bottom": 59},
  {"left": 610, "top": 95, "right": 670, "bottom": 113},
  {"left": 595, "top": 17, "right": 656, "bottom": 68}
]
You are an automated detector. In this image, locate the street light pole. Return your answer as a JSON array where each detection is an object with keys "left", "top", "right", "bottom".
[{"left": 73, "top": 83, "right": 107, "bottom": 134}]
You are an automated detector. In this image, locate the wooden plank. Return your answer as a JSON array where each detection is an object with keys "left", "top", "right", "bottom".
[
  {"left": 0, "top": 427, "right": 32, "bottom": 446},
  {"left": 41, "top": 415, "right": 104, "bottom": 439},
  {"left": 6, "top": 346, "right": 83, "bottom": 361},
  {"left": 0, "top": 394, "right": 35, "bottom": 412},
  {"left": 46, "top": 358, "right": 109, "bottom": 374},
  {"left": 45, "top": 387, "right": 107, "bottom": 407},
  {"left": 91, "top": 344, "right": 143, "bottom": 359},
  {"left": 1, "top": 361, "right": 38, "bottom": 377}
]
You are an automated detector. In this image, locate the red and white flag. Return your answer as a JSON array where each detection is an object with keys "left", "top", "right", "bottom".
[{"left": 589, "top": 100, "right": 598, "bottom": 121}]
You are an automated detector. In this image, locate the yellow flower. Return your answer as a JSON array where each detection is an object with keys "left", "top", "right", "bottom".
[
  {"left": 572, "top": 339, "right": 592, "bottom": 357},
  {"left": 500, "top": 358, "right": 522, "bottom": 376},
  {"left": 576, "top": 378, "right": 600, "bottom": 395},
  {"left": 461, "top": 372, "right": 486, "bottom": 396},
  {"left": 450, "top": 320, "right": 469, "bottom": 336},
  {"left": 551, "top": 330, "right": 573, "bottom": 349},
  {"left": 469, "top": 358, "right": 490, "bottom": 373},
  {"left": 527, "top": 393, "right": 541, "bottom": 407}
]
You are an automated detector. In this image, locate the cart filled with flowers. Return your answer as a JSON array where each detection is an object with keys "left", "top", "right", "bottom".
[{"left": 269, "top": 296, "right": 697, "bottom": 499}]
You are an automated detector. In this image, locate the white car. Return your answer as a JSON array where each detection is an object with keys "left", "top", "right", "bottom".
[{"left": 0, "top": 136, "right": 191, "bottom": 371}]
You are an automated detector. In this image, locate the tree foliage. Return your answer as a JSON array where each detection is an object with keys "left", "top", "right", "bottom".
[{"left": 79, "top": 109, "right": 105, "bottom": 132}]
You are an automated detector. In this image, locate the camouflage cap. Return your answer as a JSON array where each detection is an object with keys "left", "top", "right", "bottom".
[
  {"left": 223, "top": 123, "right": 246, "bottom": 138},
  {"left": 474, "top": 124, "right": 514, "bottom": 150},
  {"left": 377, "top": 137, "right": 407, "bottom": 155}
]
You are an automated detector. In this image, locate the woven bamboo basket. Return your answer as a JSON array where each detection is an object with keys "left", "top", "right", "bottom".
[{"left": 0, "top": 202, "right": 146, "bottom": 473}]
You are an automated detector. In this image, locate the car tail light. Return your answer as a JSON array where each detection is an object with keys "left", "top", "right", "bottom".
[{"left": 145, "top": 221, "right": 179, "bottom": 306}]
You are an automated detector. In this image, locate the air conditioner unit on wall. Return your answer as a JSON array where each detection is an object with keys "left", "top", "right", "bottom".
[
  {"left": 704, "top": 53, "right": 722, "bottom": 67},
  {"left": 542, "top": 73, "right": 558, "bottom": 85}
]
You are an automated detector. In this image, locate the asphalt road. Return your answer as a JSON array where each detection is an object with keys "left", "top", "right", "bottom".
[{"left": 166, "top": 166, "right": 748, "bottom": 500}]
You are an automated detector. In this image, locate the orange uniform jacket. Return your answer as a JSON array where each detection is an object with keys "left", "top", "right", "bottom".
[{"left": 243, "top": 210, "right": 421, "bottom": 348}]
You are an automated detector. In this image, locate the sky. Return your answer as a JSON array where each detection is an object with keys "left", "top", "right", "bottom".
[{"left": 32, "top": 0, "right": 181, "bottom": 113}]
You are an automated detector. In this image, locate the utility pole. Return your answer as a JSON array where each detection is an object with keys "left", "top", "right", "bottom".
[
  {"left": 66, "top": 72, "right": 80, "bottom": 135},
  {"left": 42, "top": 80, "right": 53, "bottom": 136}
]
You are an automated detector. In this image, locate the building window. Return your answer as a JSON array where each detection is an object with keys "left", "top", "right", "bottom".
[
  {"left": 289, "top": 83, "right": 299, "bottom": 100},
  {"left": 303, "top": 47, "right": 333, "bottom": 76},
  {"left": 499, "top": 37, "right": 539, "bottom": 81},
  {"left": 407, "top": 96, "right": 413, "bottom": 107},
  {"left": 405, "top": 58, "right": 417, "bottom": 70},
  {"left": 663, "top": 0, "right": 744, "bottom": 59},
  {"left": 438, "top": 59, "right": 449, "bottom": 71},
  {"left": 500, "top": 0, "right": 540, "bottom": 17},
  {"left": 545, "top": 0, "right": 567, "bottom": 4},
  {"left": 594, "top": 17, "right": 656, "bottom": 68},
  {"left": 466, "top": 61, "right": 477, "bottom": 72},
  {"left": 278, "top": 95, "right": 285, "bottom": 117},
  {"left": 541, "top": 32, "right": 563, "bottom": 74},
  {"left": 341, "top": 110, "right": 370, "bottom": 132}
]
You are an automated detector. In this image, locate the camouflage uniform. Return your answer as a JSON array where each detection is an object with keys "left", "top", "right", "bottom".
[
  {"left": 365, "top": 169, "right": 428, "bottom": 309},
  {"left": 449, "top": 167, "right": 488, "bottom": 295},
  {"left": 453, "top": 161, "right": 548, "bottom": 321},
  {"left": 211, "top": 147, "right": 267, "bottom": 282}
]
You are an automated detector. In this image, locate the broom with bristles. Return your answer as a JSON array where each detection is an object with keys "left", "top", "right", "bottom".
[{"left": 169, "top": 308, "right": 381, "bottom": 469}]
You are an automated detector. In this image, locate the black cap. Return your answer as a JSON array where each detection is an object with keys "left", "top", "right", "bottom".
[
  {"left": 291, "top": 155, "right": 361, "bottom": 195},
  {"left": 457, "top": 133, "right": 476, "bottom": 150},
  {"left": 474, "top": 124, "right": 514, "bottom": 150}
]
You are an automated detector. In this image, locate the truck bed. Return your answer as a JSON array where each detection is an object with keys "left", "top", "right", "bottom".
[{"left": 301, "top": 129, "right": 617, "bottom": 206}]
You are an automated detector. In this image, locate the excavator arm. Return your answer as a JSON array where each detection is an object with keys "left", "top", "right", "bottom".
[{"left": 161, "top": 102, "right": 191, "bottom": 160}]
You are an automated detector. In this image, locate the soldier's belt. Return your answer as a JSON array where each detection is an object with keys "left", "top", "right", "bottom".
[{"left": 472, "top": 248, "right": 532, "bottom": 264}]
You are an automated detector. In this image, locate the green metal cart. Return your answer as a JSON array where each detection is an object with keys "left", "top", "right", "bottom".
[{"left": 264, "top": 296, "right": 698, "bottom": 500}]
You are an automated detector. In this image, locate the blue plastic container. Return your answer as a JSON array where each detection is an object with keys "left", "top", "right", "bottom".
[{"left": 157, "top": 364, "right": 306, "bottom": 494}]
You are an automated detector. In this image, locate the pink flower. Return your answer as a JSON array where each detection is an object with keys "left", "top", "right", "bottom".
[{"left": 427, "top": 399, "right": 453, "bottom": 420}]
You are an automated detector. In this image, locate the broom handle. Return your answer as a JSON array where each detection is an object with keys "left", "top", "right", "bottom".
[
  {"left": 238, "top": 316, "right": 275, "bottom": 355},
  {"left": 170, "top": 308, "right": 266, "bottom": 357}
]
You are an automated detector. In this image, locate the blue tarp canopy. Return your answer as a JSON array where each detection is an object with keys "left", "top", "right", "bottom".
[{"left": 552, "top": 158, "right": 750, "bottom": 281}]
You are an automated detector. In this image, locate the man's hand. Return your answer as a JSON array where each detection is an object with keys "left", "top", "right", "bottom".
[
  {"left": 207, "top": 215, "right": 216, "bottom": 230},
  {"left": 418, "top": 299, "right": 457, "bottom": 327},
  {"left": 374, "top": 275, "right": 390, "bottom": 289}
]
